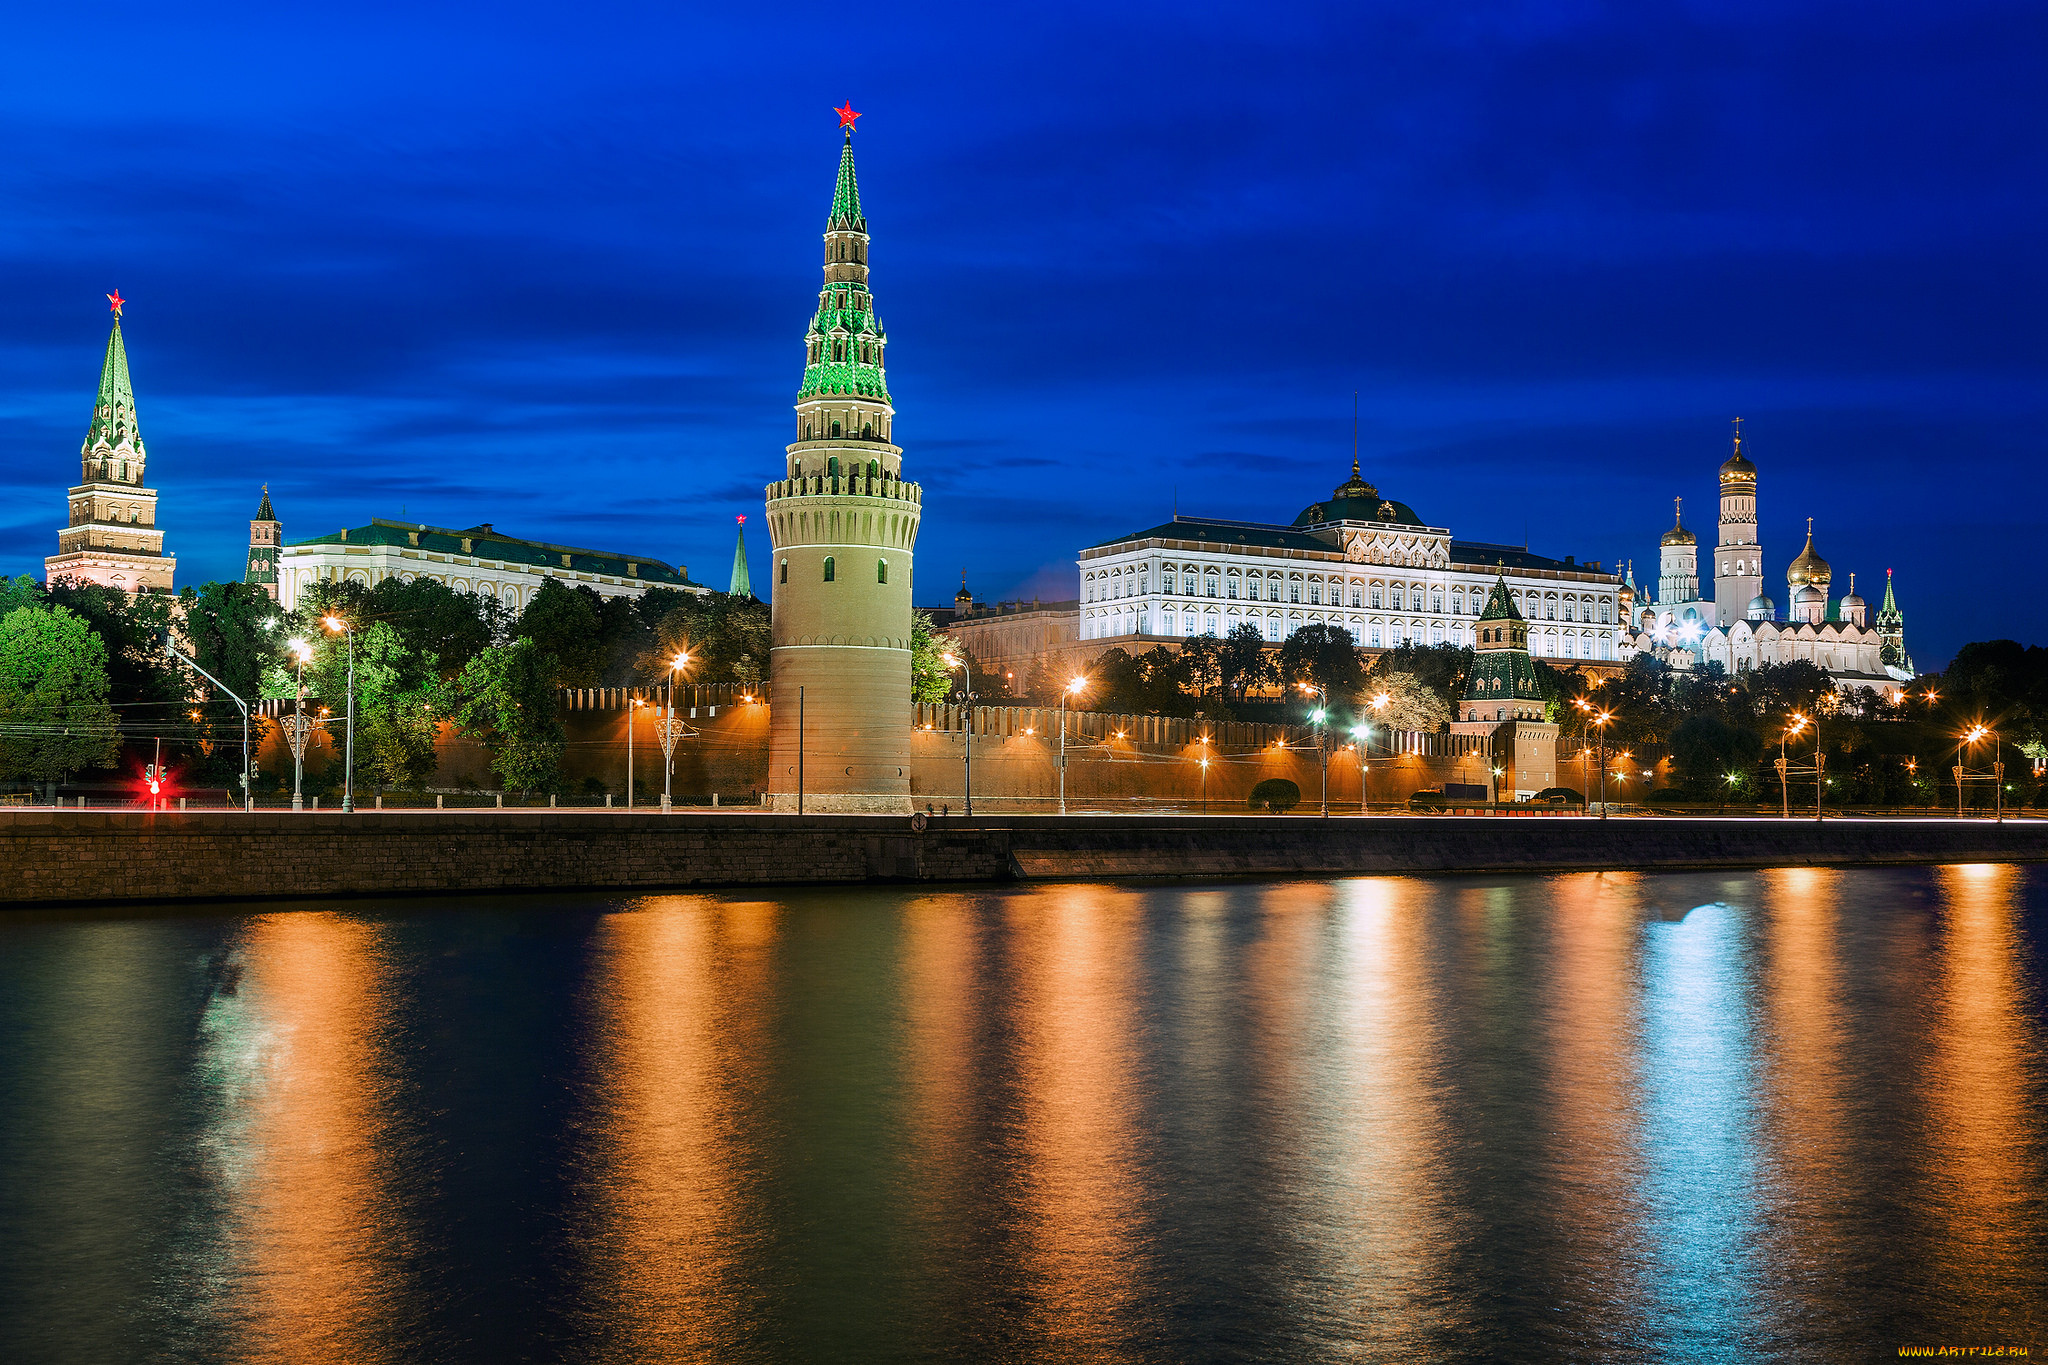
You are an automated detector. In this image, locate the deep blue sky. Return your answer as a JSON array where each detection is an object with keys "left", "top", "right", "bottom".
[{"left": 1, "top": 1, "right": 2040, "bottom": 669}]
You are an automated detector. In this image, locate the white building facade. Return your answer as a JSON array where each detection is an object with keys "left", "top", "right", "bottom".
[
  {"left": 278, "top": 518, "right": 704, "bottom": 613},
  {"left": 1078, "top": 465, "right": 1625, "bottom": 664}
]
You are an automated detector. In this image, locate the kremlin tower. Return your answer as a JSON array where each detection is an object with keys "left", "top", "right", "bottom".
[
  {"left": 245, "top": 485, "right": 281, "bottom": 601},
  {"left": 763, "top": 106, "right": 924, "bottom": 811},
  {"left": 1712, "top": 419, "right": 1762, "bottom": 626},
  {"left": 45, "top": 294, "right": 175, "bottom": 593}
]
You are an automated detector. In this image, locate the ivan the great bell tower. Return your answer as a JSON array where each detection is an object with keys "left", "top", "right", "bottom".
[{"left": 764, "top": 105, "right": 923, "bottom": 812}]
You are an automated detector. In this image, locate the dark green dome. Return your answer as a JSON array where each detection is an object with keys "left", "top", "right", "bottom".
[{"left": 1294, "top": 470, "right": 1423, "bottom": 528}]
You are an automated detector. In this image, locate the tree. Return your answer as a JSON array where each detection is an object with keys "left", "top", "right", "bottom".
[
  {"left": 1219, "top": 623, "right": 1276, "bottom": 700},
  {"left": 1668, "top": 713, "right": 1764, "bottom": 800},
  {"left": 911, "top": 612, "right": 952, "bottom": 703},
  {"left": 1277, "top": 624, "right": 1363, "bottom": 702},
  {"left": 516, "top": 579, "right": 607, "bottom": 685},
  {"left": 1367, "top": 643, "right": 1471, "bottom": 712},
  {"left": 0, "top": 604, "right": 120, "bottom": 782},
  {"left": 451, "top": 637, "right": 565, "bottom": 794},
  {"left": 647, "top": 591, "right": 772, "bottom": 691},
  {"left": 180, "top": 580, "right": 279, "bottom": 704},
  {"left": 1364, "top": 672, "right": 1450, "bottom": 734},
  {"left": 1178, "top": 634, "right": 1226, "bottom": 704}
]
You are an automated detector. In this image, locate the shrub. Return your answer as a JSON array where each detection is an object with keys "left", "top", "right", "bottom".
[{"left": 1249, "top": 778, "right": 1300, "bottom": 812}]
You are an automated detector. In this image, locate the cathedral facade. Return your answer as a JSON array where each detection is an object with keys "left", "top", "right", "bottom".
[
  {"left": 44, "top": 296, "right": 176, "bottom": 594},
  {"left": 1619, "top": 427, "right": 1913, "bottom": 697}
]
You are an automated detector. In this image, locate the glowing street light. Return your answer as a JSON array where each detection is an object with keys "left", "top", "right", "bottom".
[
  {"left": 943, "top": 653, "right": 975, "bottom": 816},
  {"left": 1058, "top": 674, "right": 1088, "bottom": 816},
  {"left": 1298, "top": 681, "right": 1329, "bottom": 817},
  {"left": 323, "top": 615, "right": 358, "bottom": 812},
  {"left": 660, "top": 651, "right": 692, "bottom": 810},
  {"left": 283, "top": 636, "right": 316, "bottom": 811}
]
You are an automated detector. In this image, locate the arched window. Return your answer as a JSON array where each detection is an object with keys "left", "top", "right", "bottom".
[
  {"left": 876, "top": 559, "right": 888, "bottom": 584},
  {"left": 823, "top": 556, "right": 836, "bottom": 582},
  {"left": 869, "top": 460, "right": 879, "bottom": 477},
  {"left": 827, "top": 456, "right": 839, "bottom": 477},
  {"left": 779, "top": 559, "right": 788, "bottom": 584},
  {"left": 862, "top": 423, "right": 873, "bottom": 439},
  {"left": 833, "top": 341, "right": 844, "bottom": 361},
  {"left": 831, "top": 420, "right": 842, "bottom": 437}
]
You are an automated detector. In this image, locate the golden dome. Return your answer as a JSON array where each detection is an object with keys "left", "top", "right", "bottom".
[
  {"left": 1787, "top": 519, "right": 1831, "bottom": 588},
  {"left": 1719, "top": 420, "right": 1756, "bottom": 482},
  {"left": 1660, "top": 498, "right": 1695, "bottom": 547}
]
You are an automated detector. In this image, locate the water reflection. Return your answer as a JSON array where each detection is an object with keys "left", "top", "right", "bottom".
[
  {"left": 183, "top": 912, "right": 411, "bottom": 1361},
  {"left": 577, "top": 897, "right": 778, "bottom": 1357}
]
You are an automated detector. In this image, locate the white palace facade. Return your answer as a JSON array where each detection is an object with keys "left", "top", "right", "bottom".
[{"left": 1077, "top": 463, "right": 1626, "bottom": 664}]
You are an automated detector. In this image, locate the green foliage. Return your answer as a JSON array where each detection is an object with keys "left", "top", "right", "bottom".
[
  {"left": 1364, "top": 672, "right": 1451, "bottom": 733},
  {"left": 1091, "top": 646, "right": 1201, "bottom": 717},
  {"left": 647, "top": 591, "right": 772, "bottom": 692},
  {"left": 45, "top": 579, "right": 184, "bottom": 717},
  {"left": 1668, "top": 713, "right": 1765, "bottom": 799},
  {"left": 1367, "top": 643, "right": 1472, "bottom": 711},
  {"left": 910, "top": 612, "right": 952, "bottom": 703},
  {"left": 1219, "top": 623, "right": 1276, "bottom": 700},
  {"left": 1277, "top": 624, "right": 1363, "bottom": 702},
  {"left": 0, "top": 604, "right": 120, "bottom": 780},
  {"left": 516, "top": 579, "right": 607, "bottom": 686},
  {"left": 179, "top": 580, "right": 279, "bottom": 703},
  {"left": 451, "top": 637, "right": 565, "bottom": 794},
  {"left": 1249, "top": 777, "right": 1301, "bottom": 812}
]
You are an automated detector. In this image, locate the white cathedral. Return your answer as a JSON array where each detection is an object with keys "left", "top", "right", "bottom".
[{"left": 1618, "top": 427, "right": 1914, "bottom": 698}]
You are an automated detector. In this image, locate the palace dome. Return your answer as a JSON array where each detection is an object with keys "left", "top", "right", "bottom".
[
  {"left": 1787, "top": 525, "right": 1831, "bottom": 588},
  {"left": 1746, "top": 593, "right": 1775, "bottom": 621},
  {"left": 1719, "top": 447, "right": 1757, "bottom": 482},
  {"left": 1660, "top": 522, "right": 1696, "bottom": 547},
  {"left": 1294, "top": 467, "right": 1423, "bottom": 528}
]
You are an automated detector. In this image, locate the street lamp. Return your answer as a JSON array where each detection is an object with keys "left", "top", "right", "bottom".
[
  {"left": 944, "top": 654, "right": 975, "bottom": 816},
  {"left": 1199, "top": 754, "right": 1210, "bottom": 812},
  {"left": 661, "top": 651, "right": 692, "bottom": 810},
  {"left": 1298, "top": 682, "right": 1328, "bottom": 817},
  {"left": 1058, "top": 674, "right": 1087, "bottom": 815},
  {"left": 1351, "top": 722, "right": 1370, "bottom": 813},
  {"left": 627, "top": 696, "right": 644, "bottom": 808},
  {"left": 283, "top": 637, "right": 315, "bottom": 811},
  {"left": 1780, "top": 712, "right": 1809, "bottom": 820},
  {"left": 1957, "top": 723, "right": 2000, "bottom": 821},
  {"left": 322, "top": 615, "right": 357, "bottom": 813}
]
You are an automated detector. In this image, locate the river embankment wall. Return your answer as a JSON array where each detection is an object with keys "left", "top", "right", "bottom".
[{"left": 2, "top": 811, "right": 2044, "bottom": 907}]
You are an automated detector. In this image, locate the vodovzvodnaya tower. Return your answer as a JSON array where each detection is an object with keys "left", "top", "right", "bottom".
[{"left": 764, "top": 106, "right": 923, "bottom": 811}]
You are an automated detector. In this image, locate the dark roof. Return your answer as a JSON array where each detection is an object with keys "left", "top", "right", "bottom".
[
  {"left": 291, "top": 518, "right": 700, "bottom": 586},
  {"left": 1294, "top": 494, "right": 1425, "bottom": 528},
  {"left": 1086, "top": 516, "right": 1331, "bottom": 553},
  {"left": 1449, "top": 541, "right": 1614, "bottom": 578}
]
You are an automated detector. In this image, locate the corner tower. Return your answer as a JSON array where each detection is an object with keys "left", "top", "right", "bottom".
[
  {"left": 1713, "top": 419, "right": 1761, "bottom": 626},
  {"left": 45, "top": 294, "right": 176, "bottom": 593},
  {"left": 764, "top": 106, "right": 923, "bottom": 812},
  {"left": 245, "top": 485, "right": 281, "bottom": 601}
]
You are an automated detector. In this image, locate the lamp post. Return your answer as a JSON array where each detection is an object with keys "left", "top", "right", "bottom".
[
  {"left": 1199, "top": 754, "right": 1210, "bottom": 813},
  {"left": 164, "top": 638, "right": 253, "bottom": 812},
  {"left": 321, "top": 616, "right": 357, "bottom": 813},
  {"left": 284, "top": 637, "right": 315, "bottom": 811},
  {"left": 1780, "top": 712, "right": 1807, "bottom": 820},
  {"left": 627, "top": 696, "right": 643, "bottom": 808},
  {"left": 1058, "top": 674, "right": 1087, "bottom": 815},
  {"left": 660, "top": 651, "right": 691, "bottom": 810},
  {"left": 945, "top": 654, "right": 975, "bottom": 816},
  {"left": 1298, "top": 682, "right": 1328, "bottom": 817}
]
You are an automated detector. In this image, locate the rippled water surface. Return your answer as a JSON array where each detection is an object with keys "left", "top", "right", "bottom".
[{"left": 3, "top": 867, "right": 2046, "bottom": 1363}]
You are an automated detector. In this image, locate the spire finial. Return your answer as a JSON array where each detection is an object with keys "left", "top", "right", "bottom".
[
  {"left": 834, "top": 102, "right": 860, "bottom": 132},
  {"left": 1351, "top": 390, "right": 1360, "bottom": 479},
  {"left": 1673, "top": 496, "right": 1683, "bottom": 528},
  {"left": 1732, "top": 415, "right": 1742, "bottom": 451},
  {"left": 106, "top": 290, "right": 125, "bottom": 317},
  {"left": 1806, "top": 515, "right": 1814, "bottom": 539}
]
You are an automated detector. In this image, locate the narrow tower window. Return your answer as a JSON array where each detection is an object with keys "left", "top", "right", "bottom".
[
  {"left": 780, "top": 559, "right": 788, "bottom": 584},
  {"left": 823, "top": 557, "right": 835, "bottom": 582},
  {"left": 828, "top": 457, "right": 839, "bottom": 477},
  {"left": 877, "top": 559, "right": 888, "bottom": 584}
]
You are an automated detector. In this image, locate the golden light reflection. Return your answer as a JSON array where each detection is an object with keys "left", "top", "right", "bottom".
[
  {"left": 1006, "top": 884, "right": 1146, "bottom": 1351},
  {"left": 582, "top": 896, "right": 779, "bottom": 1356},
  {"left": 1542, "top": 871, "right": 1648, "bottom": 1329},
  {"left": 194, "top": 912, "right": 406, "bottom": 1360},
  {"left": 899, "top": 893, "right": 981, "bottom": 1244},
  {"left": 1925, "top": 864, "right": 2034, "bottom": 1295},
  {"left": 1314, "top": 877, "right": 1451, "bottom": 1331}
]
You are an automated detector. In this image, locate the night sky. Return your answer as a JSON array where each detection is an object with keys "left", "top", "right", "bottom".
[{"left": 1, "top": 2, "right": 2040, "bottom": 670}]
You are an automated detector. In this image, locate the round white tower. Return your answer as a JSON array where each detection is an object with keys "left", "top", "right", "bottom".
[
  {"left": 764, "top": 108, "right": 923, "bottom": 812},
  {"left": 1657, "top": 498, "right": 1699, "bottom": 607}
]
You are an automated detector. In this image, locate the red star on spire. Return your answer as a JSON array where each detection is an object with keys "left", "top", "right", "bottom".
[
  {"left": 834, "top": 102, "right": 860, "bottom": 131},
  {"left": 106, "top": 290, "right": 125, "bottom": 316}
]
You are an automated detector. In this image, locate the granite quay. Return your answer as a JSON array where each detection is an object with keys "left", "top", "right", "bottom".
[{"left": 1, "top": 809, "right": 2044, "bottom": 908}]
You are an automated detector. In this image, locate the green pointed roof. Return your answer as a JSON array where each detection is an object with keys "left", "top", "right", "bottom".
[
  {"left": 255, "top": 484, "right": 276, "bottom": 521},
  {"left": 1478, "top": 570, "right": 1524, "bottom": 622},
  {"left": 729, "top": 519, "right": 752, "bottom": 597},
  {"left": 828, "top": 130, "right": 865, "bottom": 231},
  {"left": 1879, "top": 568, "right": 1899, "bottom": 616},
  {"left": 83, "top": 317, "right": 142, "bottom": 455}
]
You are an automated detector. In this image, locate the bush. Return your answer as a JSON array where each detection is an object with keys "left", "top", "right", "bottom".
[
  {"left": 1534, "top": 786, "right": 1584, "bottom": 805},
  {"left": 1249, "top": 778, "right": 1300, "bottom": 812}
]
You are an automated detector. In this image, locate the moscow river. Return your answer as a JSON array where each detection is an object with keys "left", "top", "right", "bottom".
[{"left": 2, "top": 867, "right": 2045, "bottom": 1363}]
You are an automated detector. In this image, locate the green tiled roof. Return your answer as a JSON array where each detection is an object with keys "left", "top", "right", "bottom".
[
  {"left": 290, "top": 519, "right": 700, "bottom": 587},
  {"left": 84, "top": 319, "right": 141, "bottom": 455},
  {"left": 829, "top": 130, "right": 865, "bottom": 230}
]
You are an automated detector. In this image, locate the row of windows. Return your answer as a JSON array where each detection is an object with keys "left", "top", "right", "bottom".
[
  {"left": 807, "top": 337, "right": 884, "bottom": 366},
  {"left": 780, "top": 557, "right": 890, "bottom": 584},
  {"left": 1084, "top": 571, "right": 1613, "bottom": 622},
  {"left": 791, "top": 457, "right": 885, "bottom": 479},
  {"left": 1082, "top": 609, "right": 1615, "bottom": 658}
]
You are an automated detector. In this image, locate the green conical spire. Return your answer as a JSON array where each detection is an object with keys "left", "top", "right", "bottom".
[
  {"left": 255, "top": 484, "right": 276, "bottom": 521},
  {"left": 729, "top": 517, "right": 753, "bottom": 597},
  {"left": 84, "top": 316, "right": 142, "bottom": 458},
  {"left": 828, "top": 130, "right": 865, "bottom": 231},
  {"left": 1478, "top": 567, "right": 1524, "bottom": 622},
  {"left": 1879, "top": 568, "right": 1898, "bottom": 615}
]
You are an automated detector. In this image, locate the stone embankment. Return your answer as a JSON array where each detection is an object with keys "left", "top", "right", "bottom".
[{"left": 1, "top": 810, "right": 2044, "bottom": 907}]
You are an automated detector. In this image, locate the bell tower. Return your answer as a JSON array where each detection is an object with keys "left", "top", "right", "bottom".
[
  {"left": 764, "top": 105, "right": 923, "bottom": 812},
  {"left": 1713, "top": 418, "right": 1762, "bottom": 626}
]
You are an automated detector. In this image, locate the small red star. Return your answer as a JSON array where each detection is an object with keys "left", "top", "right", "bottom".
[
  {"left": 107, "top": 290, "right": 125, "bottom": 315},
  {"left": 834, "top": 102, "right": 860, "bottom": 130},
  {"left": 736, "top": 514, "right": 747, "bottom": 524}
]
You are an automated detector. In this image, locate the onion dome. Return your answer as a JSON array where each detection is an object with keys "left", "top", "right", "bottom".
[
  {"left": 1791, "top": 583, "right": 1825, "bottom": 623},
  {"left": 1660, "top": 498, "right": 1695, "bottom": 546},
  {"left": 1294, "top": 459, "right": 1423, "bottom": 527},
  {"left": 1719, "top": 421, "right": 1756, "bottom": 483},
  {"left": 1787, "top": 518, "right": 1831, "bottom": 589},
  {"left": 1746, "top": 593, "right": 1775, "bottom": 621}
]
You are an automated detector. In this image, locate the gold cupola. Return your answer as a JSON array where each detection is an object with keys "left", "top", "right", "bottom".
[{"left": 1787, "top": 517, "right": 1831, "bottom": 590}]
